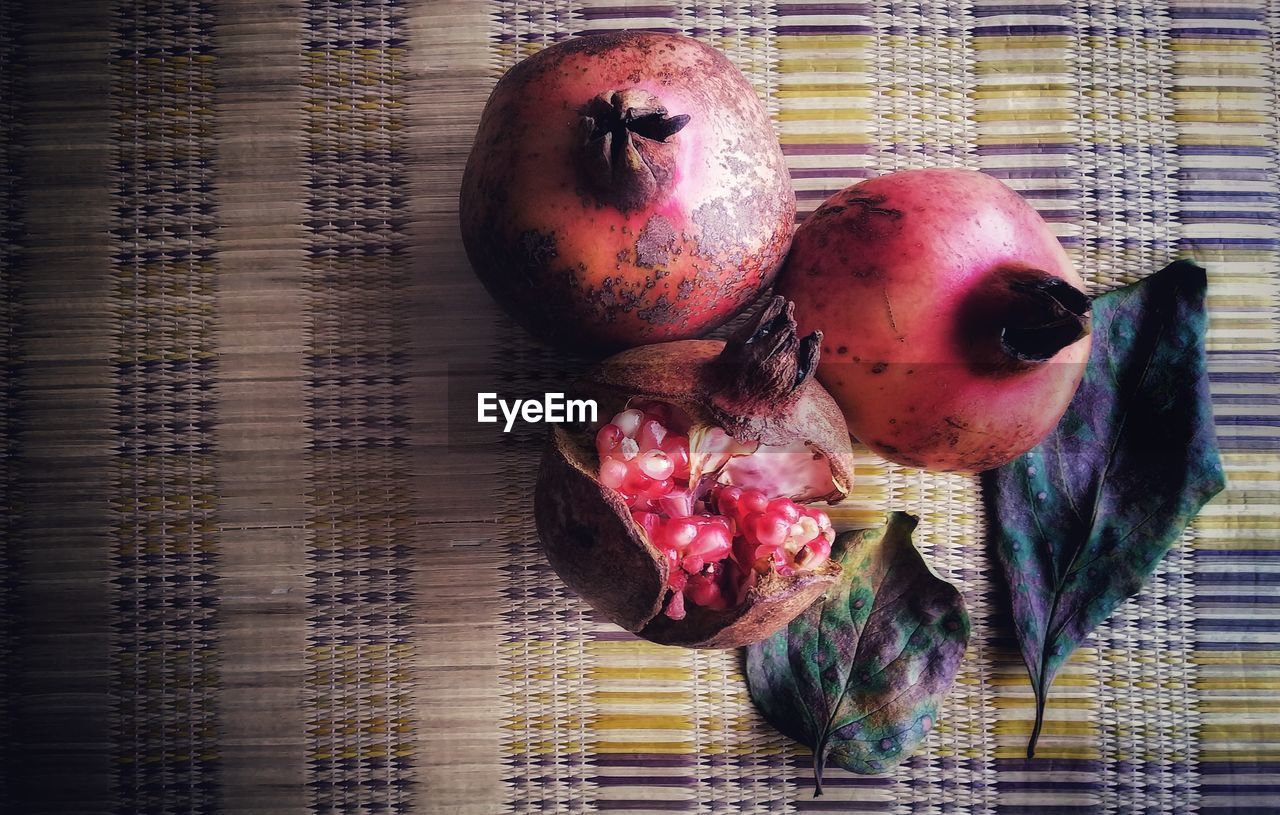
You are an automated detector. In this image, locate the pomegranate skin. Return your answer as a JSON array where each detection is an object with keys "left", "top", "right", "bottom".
[
  {"left": 460, "top": 32, "right": 795, "bottom": 350},
  {"left": 778, "top": 169, "right": 1092, "bottom": 472}
]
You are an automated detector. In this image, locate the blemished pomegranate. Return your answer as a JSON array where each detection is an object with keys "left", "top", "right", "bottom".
[
  {"left": 777, "top": 169, "right": 1092, "bottom": 472},
  {"left": 535, "top": 298, "right": 855, "bottom": 648},
  {"left": 460, "top": 32, "right": 795, "bottom": 350}
]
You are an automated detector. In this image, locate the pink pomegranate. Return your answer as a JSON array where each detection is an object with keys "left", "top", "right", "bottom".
[
  {"left": 536, "top": 298, "right": 855, "bottom": 647},
  {"left": 778, "top": 169, "right": 1092, "bottom": 472},
  {"left": 460, "top": 32, "right": 795, "bottom": 350}
]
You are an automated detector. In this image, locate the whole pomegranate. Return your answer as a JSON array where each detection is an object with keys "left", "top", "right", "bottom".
[
  {"left": 460, "top": 32, "right": 795, "bottom": 350},
  {"left": 535, "top": 298, "right": 855, "bottom": 648},
  {"left": 778, "top": 169, "right": 1091, "bottom": 472}
]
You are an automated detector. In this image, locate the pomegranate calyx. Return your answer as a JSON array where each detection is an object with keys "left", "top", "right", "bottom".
[
  {"left": 1000, "top": 274, "right": 1092, "bottom": 363},
  {"left": 716, "top": 296, "right": 822, "bottom": 404},
  {"left": 577, "top": 89, "right": 689, "bottom": 212}
]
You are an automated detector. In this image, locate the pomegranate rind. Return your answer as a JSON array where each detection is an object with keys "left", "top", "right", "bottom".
[
  {"left": 536, "top": 427, "right": 667, "bottom": 632},
  {"left": 639, "top": 561, "right": 840, "bottom": 648}
]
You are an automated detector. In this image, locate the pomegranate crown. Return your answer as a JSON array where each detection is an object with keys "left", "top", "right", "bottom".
[
  {"left": 1000, "top": 275, "right": 1091, "bottom": 363},
  {"left": 716, "top": 296, "right": 822, "bottom": 404},
  {"left": 576, "top": 89, "right": 690, "bottom": 212}
]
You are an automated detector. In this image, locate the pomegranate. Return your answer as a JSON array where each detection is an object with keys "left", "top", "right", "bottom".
[
  {"left": 535, "top": 298, "right": 855, "bottom": 647},
  {"left": 460, "top": 32, "right": 795, "bottom": 350},
  {"left": 777, "top": 169, "right": 1092, "bottom": 472}
]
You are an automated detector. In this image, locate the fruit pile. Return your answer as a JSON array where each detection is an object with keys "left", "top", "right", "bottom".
[
  {"left": 594, "top": 406, "right": 835, "bottom": 621},
  {"left": 464, "top": 31, "right": 1094, "bottom": 648}
]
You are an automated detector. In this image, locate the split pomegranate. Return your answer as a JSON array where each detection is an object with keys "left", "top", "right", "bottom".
[
  {"left": 778, "top": 169, "right": 1092, "bottom": 472},
  {"left": 595, "top": 405, "right": 836, "bottom": 622},
  {"left": 460, "top": 31, "right": 795, "bottom": 350},
  {"left": 535, "top": 298, "right": 855, "bottom": 648}
]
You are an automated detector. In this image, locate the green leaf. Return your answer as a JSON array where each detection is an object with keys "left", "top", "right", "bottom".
[
  {"left": 745, "top": 512, "right": 970, "bottom": 795},
  {"left": 985, "top": 260, "right": 1225, "bottom": 758}
]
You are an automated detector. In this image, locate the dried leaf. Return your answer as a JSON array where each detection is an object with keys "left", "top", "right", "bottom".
[
  {"left": 746, "top": 512, "right": 970, "bottom": 794},
  {"left": 985, "top": 260, "right": 1225, "bottom": 757}
]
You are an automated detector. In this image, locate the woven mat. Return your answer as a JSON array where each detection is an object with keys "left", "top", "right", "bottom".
[{"left": 1, "top": 0, "right": 1277, "bottom": 812}]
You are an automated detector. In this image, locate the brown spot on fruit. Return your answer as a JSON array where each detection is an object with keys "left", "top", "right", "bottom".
[
  {"left": 871, "top": 362, "right": 888, "bottom": 374},
  {"left": 635, "top": 214, "right": 677, "bottom": 268}
]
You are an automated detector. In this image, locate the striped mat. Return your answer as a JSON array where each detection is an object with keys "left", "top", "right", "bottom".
[{"left": 1, "top": 0, "right": 1276, "bottom": 812}]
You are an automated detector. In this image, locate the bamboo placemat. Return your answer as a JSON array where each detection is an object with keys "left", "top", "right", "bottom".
[{"left": 1, "top": 0, "right": 1277, "bottom": 813}]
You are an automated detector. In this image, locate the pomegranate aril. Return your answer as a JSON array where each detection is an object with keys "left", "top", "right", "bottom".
[
  {"left": 632, "top": 511, "right": 663, "bottom": 541},
  {"left": 662, "top": 547, "right": 686, "bottom": 586},
  {"left": 682, "top": 555, "right": 705, "bottom": 573},
  {"left": 664, "top": 590, "right": 687, "bottom": 621},
  {"left": 687, "top": 522, "right": 732, "bottom": 560},
  {"left": 663, "top": 519, "right": 698, "bottom": 551},
  {"left": 645, "top": 477, "right": 674, "bottom": 499},
  {"left": 599, "top": 458, "right": 627, "bottom": 490},
  {"left": 612, "top": 409, "right": 644, "bottom": 437},
  {"left": 752, "top": 512, "right": 791, "bottom": 548},
  {"left": 768, "top": 498, "right": 801, "bottom": 524},
  {"left": 617, "top": 437, "right": 640, "bottom": 461},
  {"left": 715, "top": 486, "right": 743, "bottom": 516},
  {"left": 637, "top": 449, "right": 675, "bottom": 481},
  {"left": 803, "top": 506, "right": 833, "bottom": 530},
  {"left": 596, "top": 423, "right": 625, "bottom": 458},
  {"left": 793, "top": 516, "right": 821, "bottom": 546},
  {"left": 661, "top": 435, "right": 690, "bottom": 479},
  {"left": 625, "top": 469, "right": 655, "bottom": 495},
  {"left": 667, "top": 568, "right": 688, "bottom": 592},
  {"left": 687, "top": 573, "right": 727, "bottom": 610},
  {"left": 637, "top": 419, "right": 667, "bottom": 451},
  {"left": 657, "top": 491, "right": 694, "bottom": 519},
  {"left": 739, "top": 489, "right": 769, "bottom": 515}
]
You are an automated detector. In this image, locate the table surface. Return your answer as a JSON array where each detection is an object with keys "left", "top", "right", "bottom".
[{"left": 1, "top": 0, "right": 1277, "bottom": 813}]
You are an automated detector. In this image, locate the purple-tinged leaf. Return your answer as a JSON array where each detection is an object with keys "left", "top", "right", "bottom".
[
  {"left": 985, "top": 260, "right": 1225, "bottom": 757},
  {"left": 745, "top": 512, "right": 969, "bottom": 795}
]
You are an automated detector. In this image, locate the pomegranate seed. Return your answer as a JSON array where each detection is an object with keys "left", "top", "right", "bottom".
[
  {"left": 645, "top": 477, "right": 674, "bottom": 498},
  {"left": 600, "top": 410, "right": 835, "bottom": 614},
  {"left": 768, "top": 498, "right": 801, "bottom": 524},
  {"left": 625, "top": 468, "right": 655, "bottom": 496},
  {"left": 637, "top": 449, "right": 675, "bottom": 481},
  {"left": 599, "top": 458, "right": 628, "bottom": 490},
  {"left": 739, "top": 489, "right": 768, "bottom": 515},
  {"left": 714, "top": 486, "right": 742, "bottom": 515},
  {"left": 794, "top": 516, "right": 820, "bottom": 544},
  {"left": 632, "top": 510, "right": 662, "bottom": 537},
  {"left": 637, "top": 419, "right": 667, "bottom": 451},
  {"left": 661, "top": 437, "right": 690, "bottom": 480},
  {"left": 687, "top": 573, "right": 727, "bottom": 609},
  {"left": 596, "top": 423, "right": 625, "bottom": 458},
  {"left": 664, "top": 590, "right": 687, "bottom": 620},
  {"left": 658, "top": 491, "right": 694, "bottom": 519},
  {"left": 752, "top": 512, "right": 791, "bottom": 548},
  {"left": 687, "top": 522, "right": 732, "bottom": 560},
  {"left": 612, "top": 409, "right": 644, "bottom": 438},
  {"left": 663, "top": 518, "right": 698, "bottom": 550},
  {"left": 807, "top": 536, "right": 832, "bottom": 558},
  {"left": 667, "top": 566, "right": 688, "bottom": 592},
  {"left": 618, "top": 437, "right": 639, "bottom": 461}
]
